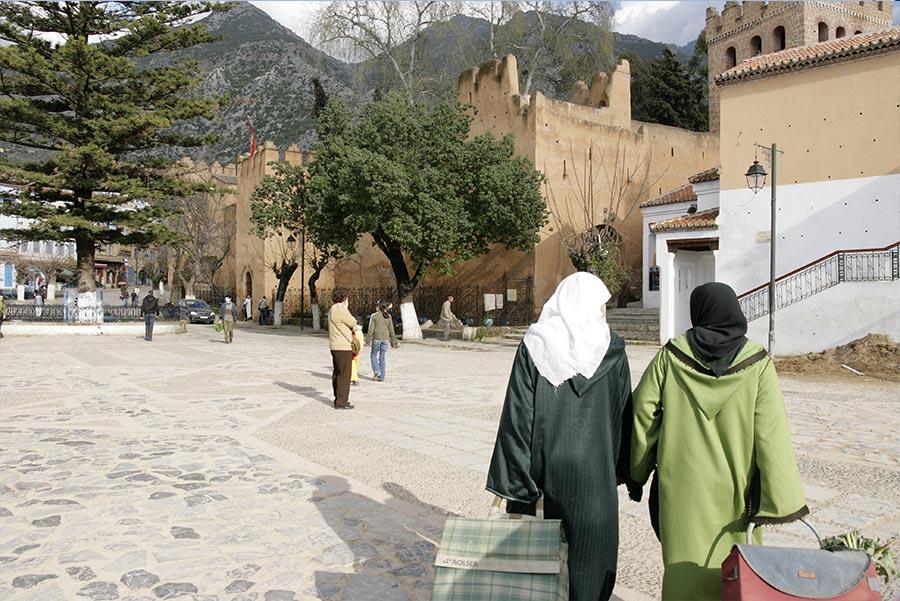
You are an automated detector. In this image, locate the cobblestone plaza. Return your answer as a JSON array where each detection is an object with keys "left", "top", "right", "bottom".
[{"left": 0, "top": 326, "right": 898, "bottom": 600}]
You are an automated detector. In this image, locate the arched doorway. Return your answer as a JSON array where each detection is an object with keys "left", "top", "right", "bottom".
[{"left": 245, "top": 271, "right": 253, "bottom": 298}]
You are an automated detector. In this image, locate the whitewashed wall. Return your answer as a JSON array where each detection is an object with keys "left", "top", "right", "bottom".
[
  {"left": 655, "top": 228, "right": 719, "bottom": 343},
  {"left": 717, "top": 174, "right": 900, "bottom": 295},
  {"left": 641, "top": 200, "right": 694, "bottom": 309},
  {"left": 747, "top": 280, "right": 899, "bottom": 354}
]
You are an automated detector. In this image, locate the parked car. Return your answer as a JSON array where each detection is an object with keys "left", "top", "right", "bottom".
[{"left": 176, "top": 299, "right": 216, "bottom": 324}]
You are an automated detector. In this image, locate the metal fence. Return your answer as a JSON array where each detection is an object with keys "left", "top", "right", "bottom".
[
  {"left": 191, "top": 285, "right": 235, "bottom": 307},
  {"left": 3, "top": 303, "right": 183, "bottom": 323},
  {"left": 739, "top": 243, "right": 899, "bottom": 322},
  {"left": 275, "top": 274, "right": 536, "bottom": 327}
]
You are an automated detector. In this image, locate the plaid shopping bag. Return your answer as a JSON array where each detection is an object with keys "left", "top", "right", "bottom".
[{"left": 431, "top": 499, "right": 568, "bottom": 601}]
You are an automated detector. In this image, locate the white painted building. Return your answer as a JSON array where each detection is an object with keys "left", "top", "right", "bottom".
[
  {"left": 0, "top": 184, "right": 76, "bottom": 292},
  {"left": 641, "top": 30, "right": 900, "bottom": 354}
]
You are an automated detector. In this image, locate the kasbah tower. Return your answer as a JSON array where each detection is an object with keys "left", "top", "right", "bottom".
[{"left": 706, "top": 0, "right": 894, "bottom": 131}]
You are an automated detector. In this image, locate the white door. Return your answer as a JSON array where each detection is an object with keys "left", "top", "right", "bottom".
[{"left": 673, "top": 250, "right": 716, "bottom": 335}]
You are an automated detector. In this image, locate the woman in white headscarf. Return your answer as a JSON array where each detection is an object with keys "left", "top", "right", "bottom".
[{"left": 486, "top": 272, "right": 636, "bottom": 601}]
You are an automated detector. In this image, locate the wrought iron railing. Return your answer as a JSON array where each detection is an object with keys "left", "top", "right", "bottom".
[
  {"left": 275, "top": 274, "right": 536, "bottom": 327},
  {"left": 3, "top": 303, "right": 183, "bottom": 323},
  {"left": 739, "top": 243, "right": 899, "bottom": 322}
]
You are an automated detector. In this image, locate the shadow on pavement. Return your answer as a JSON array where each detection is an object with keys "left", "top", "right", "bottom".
[
  {"left": 312, "top": 475, "right": 437, "bottom": 601},
  {"left": 273, "top": 380, "right": 333, "bottom": 407}
]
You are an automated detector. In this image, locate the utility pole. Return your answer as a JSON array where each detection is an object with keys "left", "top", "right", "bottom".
[
  {"left": 299, "top": 227, "right": 306, "bottom": 330},
  {"left": 767, "top": 143, "right": 777, "bottom": 356}
]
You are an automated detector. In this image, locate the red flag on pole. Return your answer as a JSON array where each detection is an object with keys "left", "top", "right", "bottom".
[{"left": 246, "top": 120, "right": 258, "bottom": 158}]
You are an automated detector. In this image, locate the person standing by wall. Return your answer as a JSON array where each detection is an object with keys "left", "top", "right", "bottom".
[
  {"left": 140, "top": 290, "right": 160, "bottom": 341},
  {"left": 328, "top": 289, "right": 357, "bottom": 410},
  {"left": 220, "top": 296, "right": 237, "bottom": 343},
  {"left": 33, "top": 290, "right": 43, "bottom": 318},
  {"left": 367, "top": 302, "right": 398, "bottom": 381},
  {"left": 243, "top": 294, "right": 252, "bottom": 322},
  {"left": 258, "top": 296, "right": 269, "bottom": 326},
  {"left": 130, "top": 289, "right": 138, "bottom": 307},
  {"left": 440, "top": 295, "right": 456, "bottom": 341}
]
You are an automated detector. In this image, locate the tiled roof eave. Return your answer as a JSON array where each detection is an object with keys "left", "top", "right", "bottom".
[
  {"left": 650, "top": 222, "right": 719, "bottom": 234},
  {"left": 717, "top": 32, "right": 900, "bottom": 85},
  {"left": 649, "top": 208, "right": 719, "bottom": 233}
]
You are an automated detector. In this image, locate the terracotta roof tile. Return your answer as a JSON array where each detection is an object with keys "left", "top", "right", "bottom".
[
  {"left": 688, "top": 166, "right": 720, "bottom": 184},
  {"left": 640, "top": 184, "right": 696, "bottom": 209},
  {"left": 650, "top": 208, "right": 719, "bottom": 233},
  {"left": 717, "top": 28, "right": 900, "bottom": 85}
]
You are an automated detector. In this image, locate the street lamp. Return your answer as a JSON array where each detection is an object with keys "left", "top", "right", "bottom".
[
  {"left": 746, "top": 143, "right": 780, "bottom": 355},
  {"left": 299, "top": 228, "right": 306, "bottom": 330},
  {"left": 745, "top": 160, "right": 767, "bottom": 193},
  {"left": 285, "top": 232, "right": 306, "bottom": 330}
]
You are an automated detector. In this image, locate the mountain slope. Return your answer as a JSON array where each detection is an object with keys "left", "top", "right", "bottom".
[
  {"left": 145, "top": 3, "right": 358, "bottom": 163},
  {"left": 3, "top": 4, "right": 700, "bottom": 164}
]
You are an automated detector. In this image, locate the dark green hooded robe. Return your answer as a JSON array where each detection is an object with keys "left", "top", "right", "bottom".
[{"left": 486, "top": 335, "right": 633, "bottom": 601}]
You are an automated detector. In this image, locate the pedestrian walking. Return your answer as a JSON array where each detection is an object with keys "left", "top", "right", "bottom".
[
  {"left": 328, "top": 289, "right": 357, "bottom": 410},
  {"left": 487, "top": 272, "right": 635, "bottom": 601},
  {"left": 630, "top": 282, "right": 807, "bottom": 600},
  {"left": 120, "top": 286, "right": 129, "bottom": 306},
  {"left": 243, "top": 294, "right": 252, "bottom": 321},
  {"left": 33, "top": 290, "right": 43, "bottom": 318},
  {"left": 220, "top": 296, "right": 237, "bottom": 343},
  {"left": 439, "top": 295, "right": 456, "bottom": 341},
  {"left": 350, "top": 325, "right": 363, "bottom": 385},
  {"left": 367, "top": 299, "right": 381, "bottom": 337},
  {"left": 367, "top": 302, "right": 398, "bottom": 381},
  {"left": 130, "top": 289, "right": 138, "bottom": 307},
  {"left": 140, "top": 290, "right": 160, "bottom": 341},
  {"left": 0, "top": 295, "right": 6, "bottom": 339},
  {"left": 258, "top": 296, "right": 269, "bottom": 325}
]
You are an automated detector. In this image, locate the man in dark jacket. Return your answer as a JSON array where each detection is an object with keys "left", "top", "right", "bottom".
[{"left": 140, "top": 291, "right": 160, "bottom": 341}]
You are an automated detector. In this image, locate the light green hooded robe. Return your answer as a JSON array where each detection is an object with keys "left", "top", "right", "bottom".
[{"left": 631, "top": 334, "right": 808, "bottom": 600}]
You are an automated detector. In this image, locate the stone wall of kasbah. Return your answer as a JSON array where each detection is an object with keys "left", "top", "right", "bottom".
[
  {"left": 231, "top": 141, "right": 333, "bottom": 302},
  {"left": 459, "top": 54, "right": 718, "bottom": 309},
  {"left": 225, "top": 55, "right": 718, "bottom": 315},
  {"left": 706, "top": 1, "right": 893, "bottom": 132}
]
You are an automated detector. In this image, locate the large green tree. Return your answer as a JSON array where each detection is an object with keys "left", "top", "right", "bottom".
[
  {"left": 306, "top": 92, "right": 547, "bottom": 339},
  {"left": 0, "top": 1, "right": 225, "bottom": 318}
]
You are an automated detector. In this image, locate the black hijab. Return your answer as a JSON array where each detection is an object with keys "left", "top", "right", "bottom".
[{"left": 685, "top": 282, "right": 748, "bottom": 377}]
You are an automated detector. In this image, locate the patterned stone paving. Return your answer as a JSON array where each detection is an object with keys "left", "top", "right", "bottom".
[
  {"left": 1, "top": 325, "right": 898, "bottom": 599},
  {"left": 0, "top": 328, "right": 443, "bottom": 601}
]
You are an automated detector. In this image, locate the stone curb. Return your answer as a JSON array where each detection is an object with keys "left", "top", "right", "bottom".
[{"left": 1, "top": 322, "right": 185, "bottom": 336}]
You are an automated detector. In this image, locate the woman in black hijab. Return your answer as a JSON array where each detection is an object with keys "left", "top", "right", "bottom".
[
  {"left": 630, "top": 281, "right": 807, "bottom": 599},
  {"left": 685, "top": 282, "right": 749, "bottom": 376}
]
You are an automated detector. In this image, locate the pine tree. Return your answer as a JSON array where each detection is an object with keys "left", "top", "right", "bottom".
[
  {"left": 629, "top": 43, "right": 708, "bottom": 131},
  {"left": 0, "top": 2, "right": 226, "bottom": 317}
]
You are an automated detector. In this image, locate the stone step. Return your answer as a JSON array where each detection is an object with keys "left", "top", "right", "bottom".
[{"left": 608, "top": 307, "right": 659, "bottom": 315}]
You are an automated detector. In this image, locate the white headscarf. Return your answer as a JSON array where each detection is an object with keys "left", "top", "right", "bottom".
[{"left": 523, "top": 272, "right": 612, "bottom": 387}]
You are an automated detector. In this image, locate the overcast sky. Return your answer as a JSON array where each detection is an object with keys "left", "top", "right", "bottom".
[
  {"left": 252, "top": 1, "right": 900, "bottom": 47},
  {"left": 250, "top": 1, "right": 721, "bottom": 47}
]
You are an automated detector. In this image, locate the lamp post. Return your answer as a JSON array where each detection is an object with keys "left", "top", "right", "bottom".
[
  {"left": 299, "top": 228, "right": 306, "bottom": 331},
  {"left": 286, "top": 233, "right": 296, "bottom": 329},
  {"left": 285, "top": 231, "right": 306, "bottom": 330},
  {"left": 745, "top": 143, "right": 781, "bottom": 355}
]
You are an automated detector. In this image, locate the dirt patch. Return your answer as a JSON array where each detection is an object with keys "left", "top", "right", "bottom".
[{"left": 776, "top": 334, "right": 900, "bottom": 381}]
